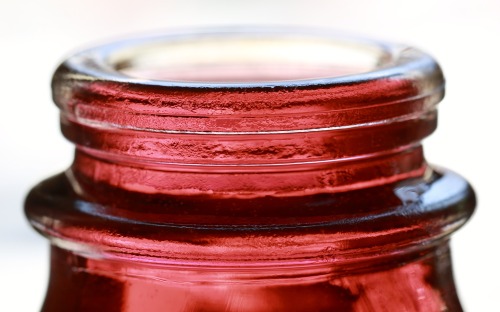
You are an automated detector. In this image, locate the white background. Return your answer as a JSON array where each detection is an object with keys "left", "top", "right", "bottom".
[{"left": 1, "top": 0, "right": 498, "bottom": 310}]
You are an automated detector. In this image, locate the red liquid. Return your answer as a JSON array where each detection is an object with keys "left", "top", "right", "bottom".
[{"left": 26, "top": 31, "right": 475, "bottom": 311}]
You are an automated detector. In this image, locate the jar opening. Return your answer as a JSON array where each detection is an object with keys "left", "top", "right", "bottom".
[
  {"left": 110, "top": 35, "right": 391, "bottom": 84},
  {"left": 58, "top": 27, "right": 443, "bottom": 90}
]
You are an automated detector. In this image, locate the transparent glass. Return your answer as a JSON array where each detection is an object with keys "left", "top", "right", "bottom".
[{"left": 26, "top": 28, "right": 475, "bottom": 312}]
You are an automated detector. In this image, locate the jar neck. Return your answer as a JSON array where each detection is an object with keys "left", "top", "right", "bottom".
[
  {"left": 54, "top": 30, "right": 444, "bottom": 197},
  {"left": 70, "top": 143, "right": 428, "bottom": 198},
  {"left": 65, "top": 96, "right": 436, "bottom": 198}
]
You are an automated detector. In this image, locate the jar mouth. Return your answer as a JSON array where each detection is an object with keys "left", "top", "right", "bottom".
[
  {"left": 61, "top": 27, "right": 440, "bottom": 89},
  {"left": 109, "top": 29, "right": 392, "bottom": 85}
]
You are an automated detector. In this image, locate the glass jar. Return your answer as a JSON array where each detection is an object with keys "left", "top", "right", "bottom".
[{"left": 25, "top": 28, "right": 475, "bottom": 311}]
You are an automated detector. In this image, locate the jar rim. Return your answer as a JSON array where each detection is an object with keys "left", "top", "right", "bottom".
[
  {"left": 53, "top": 26, "right": 444, "bottom": 152},
  {"left": 57, "top": 26, "right": 443, "bottom": 90}
]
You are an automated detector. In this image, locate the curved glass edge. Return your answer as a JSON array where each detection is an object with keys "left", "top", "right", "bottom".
[
  {"left": 53, "top": 26, "right": 444, "bottom": 90},
  {"left": 26, "top": 167, "right": 475, "bottom": 238}
]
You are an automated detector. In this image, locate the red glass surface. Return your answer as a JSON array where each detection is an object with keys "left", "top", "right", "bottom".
[{"left": 25, "top": 29, "right": 475, "bottom": 311}]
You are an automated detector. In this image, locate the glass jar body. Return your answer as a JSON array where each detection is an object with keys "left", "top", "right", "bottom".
[
  {"left": 41, "top": 241, "right": 459, "bottom": 312},
  {"left": 25, "top": 29, "right": 475, "bottom": 312}
]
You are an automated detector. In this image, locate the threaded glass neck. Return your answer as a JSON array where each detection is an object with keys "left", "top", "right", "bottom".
[{"left": 52, "top": 28, "right": 444, "bottom": 196}]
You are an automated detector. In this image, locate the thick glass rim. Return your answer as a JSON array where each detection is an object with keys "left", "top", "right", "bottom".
[{"left": 57, "top": 26, "right": 442, "bottom": 90}]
